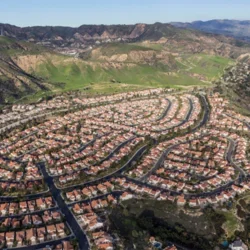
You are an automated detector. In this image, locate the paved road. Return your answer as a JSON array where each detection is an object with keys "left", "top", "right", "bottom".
[
  {"left": 124, "top": 175, "right": 182, "bottom": 196},
  {"left": 152, "top": 97, "right": 194, "bottom": 132},
  {"left": 49, "top": 133, "right": 111, "bottom": 178},
  {"left": 92, "top": 136, "right": 137, "bottom": 168},
  {"left": 140, "top": 94, "right": 210, "bottom": 182},
  {"left": 155, "top": 98, "right": 172, "bottom": 122},
  {"left": 139, "top": 144, "right": 176, "bottom": 182},
  {"left": 125, "top": 173, "right": 235, "bottom": 199},
  {"left": 125, "top": 95, "right": 244, "bottom": 199},
  {"left": 62, "top": 144, "right": 148, "bottom": 191},
  {"left": 226, "top": 138, "right": 247, "bottom": 182},
  {"left": 38, "top": 163, "right": 89, "bottom": 250}
]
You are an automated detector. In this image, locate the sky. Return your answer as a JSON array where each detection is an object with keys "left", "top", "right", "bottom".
[{"left": 2, "top": 0, "right": 250, "bottom": 27}]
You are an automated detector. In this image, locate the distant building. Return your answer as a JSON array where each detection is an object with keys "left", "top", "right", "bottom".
[{"left": 229, "top": 239, "right": 248, "bottom": 250}]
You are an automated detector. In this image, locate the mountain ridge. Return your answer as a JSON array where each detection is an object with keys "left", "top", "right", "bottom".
[
  {"left": 171, "top": 19, "right": 250, "bottom": 41},
  {"left": 1, "top": 22, "right": 249, "bottom": 51}
]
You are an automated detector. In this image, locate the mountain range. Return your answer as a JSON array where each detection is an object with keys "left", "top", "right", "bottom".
[
  {"left": 171, "top": 19, "right": 250, "bottom": 41},
  {"left": 1, "top": 22, "right": 249, "bottom": 51}
]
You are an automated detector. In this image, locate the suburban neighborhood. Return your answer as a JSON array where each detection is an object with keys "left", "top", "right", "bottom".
[{"left": 0, "top": 88, "right": 249, "bottom": 249}]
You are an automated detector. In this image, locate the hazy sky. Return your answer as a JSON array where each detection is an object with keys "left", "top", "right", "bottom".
[{"left": 3, "top": 0, "right": 250, "bottom": 27}]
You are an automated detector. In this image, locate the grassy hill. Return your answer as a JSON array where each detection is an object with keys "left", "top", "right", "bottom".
[
  {"left": 0, "top": 36, "right": 237, "bottom": 104},
  {"left": 27, "top": 43, "right": 235, "bottom": 100}
]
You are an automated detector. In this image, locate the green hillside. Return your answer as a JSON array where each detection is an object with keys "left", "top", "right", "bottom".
[
  {"left": 33, "top": 43, "right": 234, "bottom": 92},
  {"left": 0, "top": 38, "right": 235, "bottom": 104}
]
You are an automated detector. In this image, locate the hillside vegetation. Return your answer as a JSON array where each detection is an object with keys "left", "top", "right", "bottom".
[
  {"left": 0, "top": 37, "right": 55, "bottom": 103},
  {"left": 215, "top": 60, "right": 250, "bottom": 115},
  {"left": 0, "top": 23, "right": 247, "bottom": 104},
  {"left": 23, "top": 42, "right": 236, "bottom": 99}
]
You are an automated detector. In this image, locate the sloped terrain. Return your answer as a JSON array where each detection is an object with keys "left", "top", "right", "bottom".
[
  {"left": 31, "top": 42, "right": 234, "bottom": 94},
  {"left": 0, "top": 37, "right": 237, "bottom": 104},
  {"left": 214, "top": 60, "right": 250, "bottom": 114},
  {"left": 1, "top": 22, "right": 250, "bottom": 104},
  {"left": 172, "top": 19, "right": 250, "bottom": 42},
  {"left": 2, "top": 22, "right": 250, "bottom": 54},
  {"left": 0, "top": 37, "right": 63, "bottom": 103}
]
